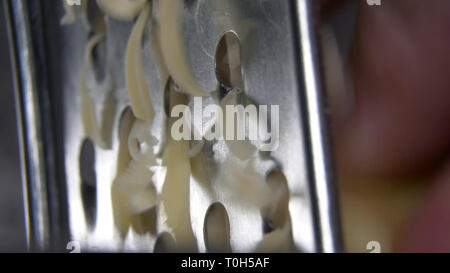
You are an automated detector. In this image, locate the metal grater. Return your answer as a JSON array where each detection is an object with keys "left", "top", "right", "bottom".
[{"left": 6, "top": 0, "right": 342, "bottom": 253}]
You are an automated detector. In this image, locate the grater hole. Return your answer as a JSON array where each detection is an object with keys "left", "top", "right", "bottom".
[
  {"left": 262, "top": 219, "right": 275, "bottom": 234},
  {"left": 112, "top": 106, "right": 135, "bottom": 238},
  {"left": 163, "top": 77, "right": 172, "bottom": 117},
  {"left": 154, "top": 232, "right": 177, "bottom": 253},
  {"left": 261, "top": 170, "right": 290, "bottom": 232},
  {"left": 79, "top": 139, "right": 97, "bottom": 229},
  {"left": 90, "top": 37, "right": 107, "bottom": 82},
  {"left": 215, "top": 31, "right": 242, "bottom": 89},
  {"left": 204, "top": 202, "right": 231, "bottom": 253}
]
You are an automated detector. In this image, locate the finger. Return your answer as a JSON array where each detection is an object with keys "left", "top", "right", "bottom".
[
  {"left": 335, "top": 0, "right": 450, "bottom": 177},
  {"left": 396, "top": 161, "right": 450, "bottom": 252}
]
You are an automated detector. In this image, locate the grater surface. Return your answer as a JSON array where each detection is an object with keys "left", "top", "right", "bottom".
[{"left": 7, "top": 0, "right": 341, "bottom": 253}]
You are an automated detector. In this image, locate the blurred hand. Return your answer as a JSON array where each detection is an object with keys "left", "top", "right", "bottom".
[{"left": 322, "top": 0, "right": 450, "bottom": 252}]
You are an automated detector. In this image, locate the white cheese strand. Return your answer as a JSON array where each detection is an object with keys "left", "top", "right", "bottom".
[
  {"left": 80, "top": 33, "right": 112, "bottom": 149},
  {"left": 112, "top": 109, "right": 159, "bottom": 237},
  {"left": 116, "top": 155, "right": 158, "bottom": 214},
  {"left": 96, "top": 0, "right": 148, "bottom": 21},
  {"left": 159, "top": 0, "right": 210, "bottom": 97},
  {"left": 218, "top": 157, "right": 271, "bottom": 209},
  {"left": 125, "top": 3, "right": 155, "bottom": 121},
  {"left": 111, "top": 108, "right": 135, "bottom": 237},
  {"left": 127, "top": 119, "right": 158, "bottom": 162},
  {"left": 160, "top": 91, "right": 198, "bottom": 251}
]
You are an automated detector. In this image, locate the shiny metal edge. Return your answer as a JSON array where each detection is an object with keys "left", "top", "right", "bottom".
[
  {"left": 5, "top": 0, "right": 50, "bottom": 251},
  {"left": 293, "top": 0, "right": 343, "bottom": 253}
]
